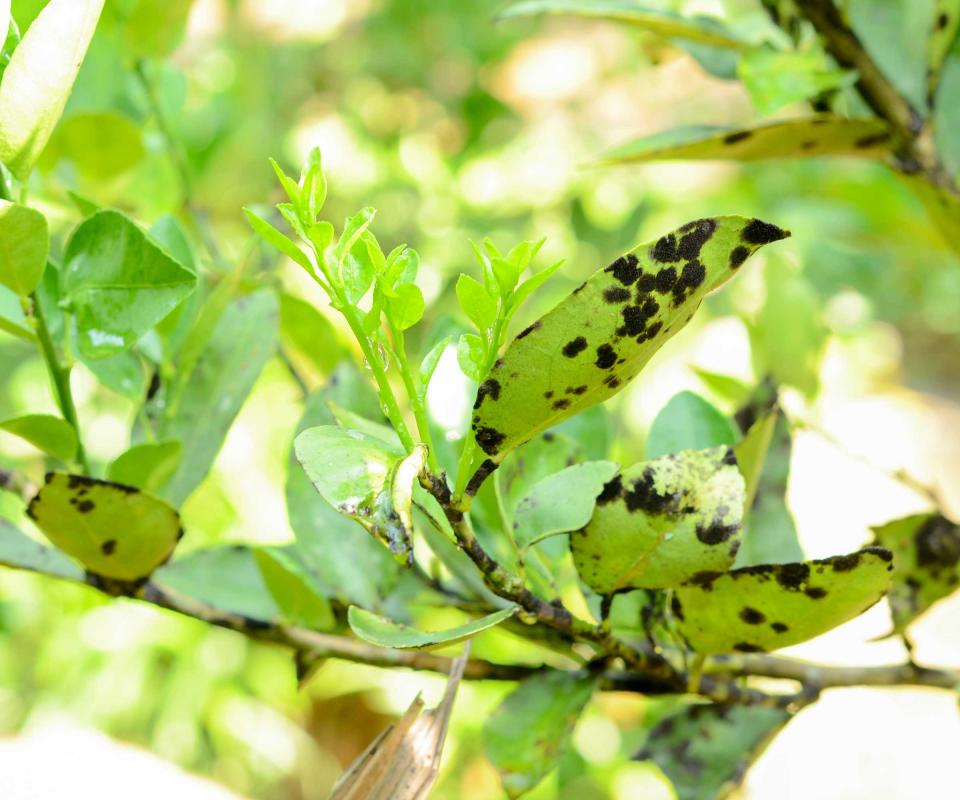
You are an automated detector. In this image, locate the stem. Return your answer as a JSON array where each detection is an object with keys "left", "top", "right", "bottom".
[
  {"left": 29, "top": 294, "right": 91, "bottom": 475},
  {"left": 389, "top": 323, "right": 441, "bottom": 472}
]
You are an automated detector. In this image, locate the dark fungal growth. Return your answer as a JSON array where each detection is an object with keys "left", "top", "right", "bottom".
[
  {"left": 566, "top": 385, "right": 588, "bottom": 395},
  {"left": 516, "top": 321, "right": 540, "bottom": 340},
  {"left": 562, "top": 336, "right": 588, "bottom": 358},
  {"left": 595, "top": 344, "right": 617, "bottom": 370},
  {"left": 552, "top": 398, "right": 571, "bottom": 411},
  {"left": 474, "top": 426, "right": 506, "bottom": 455},
  {"left": 723, "top": 130, "right": 752, "bottom": 145},
  {"left": 854, "top": 131, "right": 891, "bottom": 149},
  {"left": 729, "top": 245, "right": 750, "bottom": 269},
  {"left": 733, "top": 642, "right": 764, "bottom": 653},
  {"left": 623, "top": 468, "right": 677, "bottom": 515},
  {"left": 771, "top": 621, "right": 789, "bottom": 633},
  {"left": 465, "top": 459, "right": 499, "bottom": 497},
  {"left": 831, "top": 552, "right": 861, "bottom": 572},
  {"left": 75, "top": 499, "right": 95, "bottom": 513},
  {"left": 100, "top": 539, "right": 117, "bottom": 556},
  {"left": 687, "top": 570, "right": 723, "bottom": 591},
  {"left": 680, "top": 260, "right": 706, "bottom": 290},
  {"left": 473, "top": 378, "right": 501, "bottom": 410},
  {"left": 676, "top": 218, "right": 717, "bottom": 261},
  {"left": 742, "top": 219, "right": 789, "bottom": 245},
  {"left": 605, "top": 253, "right": 641, "bottom": 285},
  {"left": 651, "top": 234, "right": 680, "bottom": 263},
  {"left": 696, "top": 520, "right": 739, "bottom": 546},
  {"left": 805, "top": 587, "right": 827, "bottom": 600},
  {"left": 637, "top": 272, "right": 657, "bottom": 292},
  {"left": 670, "top": 594, "right": 685, "bottom": 622},
  {"left": 775, "top": 562, "right": 810, "bottom": 590},
  {"left": 739, "top": 607, "right": 766, "bottom": 625},
  {"left": 914, "top": 515, "right": 960, "bottom": 572},
  {"left": 654, "top": 266, "right": 677, "bottom": 293},
  {"left": 603, "top": 374, "right": 621, "bottom": 389},
  {"left": 596, "top": 475, "right": 623, "bottom": 505},
  {"left": 604, "top": 286, "right": 632, "bottom": 304}
]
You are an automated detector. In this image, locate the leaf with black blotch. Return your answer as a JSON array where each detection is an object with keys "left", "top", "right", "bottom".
[
  {"left": 871, "top": 512, "right": 960, "bottom": 637},
  {"left": 26, "top": 472, "right": 182, "bottom": 582},
  {"left": 928, "top": 0, "right": 960, "bottom": 101},
  {"left": 348, "top": 605, "right": 517, "bottom": 650},
  {"left": 600, "top": 116, "right": 894, "bottom": 165},
  {"left": 470, "top": 216, "right": 788, "bottom": 463},
  {"left": 672, "top": 547, "right": 893, "bottom": 654},
  {"left": 635, "top": 702, "right": 791, "bottom": 800},
  {"left": 572, "top": 447, "right": 744, "bottom": 594}
]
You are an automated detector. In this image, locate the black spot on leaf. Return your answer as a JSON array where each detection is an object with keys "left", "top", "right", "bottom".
[
  {"left": 606, "top": 253, "right": 641, "bottom": 285},
  {"left": 473, "top": 378, "right": 501, "bottom": 410},
  {"left": 654, "top": 267, "right": 677, "bottom": 293},
  {"left": 742, "top": 219, "right": 789, "bottom": 245},
  {"left": 805, "top": 587, "right": 827, "bottom": 600},
  {"left": 854, "top": 132, "right": 891, "bottom": 149},
  {"left": 771, "top": 622, "right": 789, "bottom": 633},
  {"left": 739, "top": 607, "right": 766, "bottom": 624},
  {"left": 696, "top": 520, "right": 739, "bottom": 545},
  {"left": 680, "top": 260, "right": 706, "bottom": 289},
  {"left": 596, "top": 475, "right": 623, "bottom": 505},
  {"left": 623, "top": 468, "right": 676, "bottom": 514},
  {"left": 729, "top": 245, "right": 750, "bottom": 269},
  {"left": 724, "top": 130, "right": 752, "bottom": 145},
  {"left": 562, "top": 336, "right": 588, "bottom": 357},
  {"left": 595, "top": 344, "right": 617, "bottom": 369},
  {"left": 676, "top": 218, "right": 717, "bottom": 260},
  {"left": 776, "top": 562, "right": 810, "bottom": 590},
  {"left": 552, "top": 398, "right": 571, "bottom": 411},
  {"left": 475, "top": 426, "right": 506, "bottom": 455},
  {"left": 101, "top": 539, "right": 117, "bottom": 555},
  {"left": 670, "top": 594, "right": 685, "bottom": 622},
  {"left": 733, "top": 642, "right": 764, "bottom": 653},
  {"left": 604, "top": 286, "right": 632, "bottom": 303},
  {"left": 517, "top": 321, "right": 541, "bottom": 340},
  {"left": 76, "top": 499, "right": 95, "bottom": 513},
  {"left": 651, "top": 234, "right": 680, "bottom": 263}
]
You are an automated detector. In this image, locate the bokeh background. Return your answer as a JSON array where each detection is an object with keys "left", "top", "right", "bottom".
[{"left": 1, "top": 0, "right": 960, "bottom": 798}]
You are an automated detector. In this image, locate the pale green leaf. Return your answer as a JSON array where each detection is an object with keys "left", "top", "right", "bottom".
[
  {"left": 0, "top": 413, "right": 76, "bottom": 461},
  {"left": 121, "top": 0, "right": 194, "bottom": 58},
  {"left": 387, "top": 282, "right": 424, "bottom": 330},
  {"left": 348, "top": 605, "right": 516, "bottom": 650},
  {"left": 0, "top": 200, "right": 48, "bottom": 296},
  {"left": 297, "top": 146, "right": 327, "bottom": 223},
  {"left": 279, "top": 292, "right": 346, "bottom": 383},
  {"left": 39, "top": 111, "right": 144, "bottom": 178},
  {"left": 738, "top": 46, "right": 855, "bottom": 116},
  {"left": 418, "top": 336, "right": 454, "bottom": 394},
  {"left": 0, "top": 0, "right": 105, "bottom": 178},
  {"left": 256, "top": 545, "right": 336, "bottom": 631},
  {"left": 572, "top": 447, "right": 745, "bottom": 593},
  {"left": 244, "top": 207, "right": 315, "bottom": 275},
  {"left": 107, "top": 441, "right": 182, "bottom": 493},
  {"left": 0, "top": 284, "right": 36, "bottom": 340},
  {"left": 0, "top": 518, "right": 84, "bottom": 582},
  {"left": 457, "top": 332, "right": 485, "bottom": 381},
  {"left": 646, "top": 391, "right": 736, "bottom": 459},
  {"left": 456, "top": 273, "right": 498, "bottom": 330},
  {"left": 27, "top": 471, "right": 182, "bottom": 582},
  {"left": 672, "top": 547, "right": 893, "bottom": 653},
  {"left": 471, "top": 217, "right": 788, "bottom": 462},
  {"left": 929, "top": 0, "right": 960, "bottom": 101}
]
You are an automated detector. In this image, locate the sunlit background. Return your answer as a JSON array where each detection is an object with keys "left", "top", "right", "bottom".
[{"left": 1, "top": 0, "right": 959, "bottom": 797}]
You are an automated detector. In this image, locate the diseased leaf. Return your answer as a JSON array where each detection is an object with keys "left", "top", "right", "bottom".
[
  {"left": 646, "top": 391, "right": 736, "bottom": 460},
  {"left": 0, "top": 0, "right": 105, "bottom": 178},
  {"left": 498, "top": 0, "right": 746, "bottom": 48},
  {"left": 871, "top": 513, "right": 960, "bottom": 636},
  {"left": 513, "top": 460, "right": 619, "bottom": 550},
  {"left": 672, "top": 547, "right": 893, "bottom": 653},
  {"left": 255, "top": 546, "right": 336, "bottom": 631},
  {"left": 153, "top": 545, "right": 281, "bottom": 623},
  {"left": 348, "top": 605, "right": 517, "bottom": 650},
  {"left": 0, "top": 518, "right": 84, "bottom": 582},
  {"left": 928, "top": 0, "right": 960, "bottom": 101},
  {"left": 635, "top": 702, "right": 791, "bottom": 800},
  {"left": 62, "top": 210, "right": 197, "bottom": 360},
  {"left": 107, "top": 441, "right": 182, "bottom": 493},
  {"left": 484, "top": 671, "right": 597, "bottom": 798},
  {"left": 158, "top": 289, "right": 278, "bottom": 506},
  {"left": 601, "top": 116, "right": 894, "bottom": 165},
  {"left": 470, "top": 217, "right": 788, "bottom": 462},
  {"left": 0, "top": 201, "right": 48, "bottom": 297},
  {"left": 572, "top": 447, "right": 745, "bottom": 593},
  {"left": 26, "top": 472, "right": 182, "bottom": 582},
  {"left": 0, "top": 413, "right": 76, "bottom": 461}
]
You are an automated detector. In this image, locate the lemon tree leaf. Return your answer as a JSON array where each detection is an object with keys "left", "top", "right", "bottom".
[
  {"left": 347, "top": 605, "right": 517, "bottom": 650},
  {"left": 734, "top": 410, "right": 777, "bottom": 514},
  {"left": 26, "top": 472, "right": 182, "bottom": 582},
  {"left": 871, "top": 513, "right": 960, "bottom": 636},
  {"left": 107, "top": 441, "right": 182, "bottom": 493},
  {"left": 0, "top": 201, "right": 48, "bottom": 297},
  {"left": 572, "top": 447, "right": 745, "bottom": 594},
  {"left": 635, "top": 702, "right": 791, "bottom": 800},
  {"left": 600, "top": 116, "right": 894, "bottom": 165},
  {"left": 498, "top": 0, "right": 746, "bottom": 48},
  {"left": 646, "top": 391, "right": 736, "bottom": 459},
  {"left": 0, "top": 414, "right": 76, "bottom": 461},
  {"left": 0, "top": 518, "right": 84, "bottom": 582},
  {"left": 484, "top": 671, "right": 597, "bottom": 798},
  {"left": 120, "top": 0, "right": 194, "bottom": 58},
  {"left": 0, "top": 0, "right": 105, "bottom": 178},
  {"left": 38, "top": 110, "right": 144, "bottom": 178},
  {"left": 672, "top": 547, "right": 893, "bottom": 653},
  {"left": 471, "top": 216, "right": 788, "bottom": 462},
  {"left": 255, "top": 546, "right": 336, "bottom": 631}
]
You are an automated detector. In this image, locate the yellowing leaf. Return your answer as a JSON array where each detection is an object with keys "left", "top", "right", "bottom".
[
  {"left": 471, "top": 216, "right": 788, "bottom": 462},
  {"left": 27, "top": 472, "right": 182, "bottom": 582},
  {"left": 672, "top": 547, "right": 893, "bottom": 653}
]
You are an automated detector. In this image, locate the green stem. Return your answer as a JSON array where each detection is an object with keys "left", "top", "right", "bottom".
[
  {"left": 29, "top": 293, "right": 91, "bottom": 475},
  {"left": 389, "top": 324, "right": 440, "bottom": 473}
]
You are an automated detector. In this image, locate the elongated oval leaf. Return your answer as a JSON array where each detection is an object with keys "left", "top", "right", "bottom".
[
  {"left": 0, "top": 201, "right": 48, "bottom": 296},
  {"left": 671, "top": 547, "right": 893, "bottom": 653},
  {"left": 646, "top": 390, "right": 735, "bottom": 460},
  {"left": 348, "top": 605, "right": 517, "bottom": 650},
  {"left": 0, "top": 518, "right": 84, "bottom": 582},
  {"left": 498, "top": 0, "right": 746, "bottom": 48},
  {"left": 0, "top": 413, "right": 76, "bottom": 461},
  {"left": 470, "top": 217, "right": 788, "bottom": 462},
  {"left": 871, "top": 513, "right": 960, "bottom": 636},
  {"left": 256, "top": 546, "right": 336, "bottom": 631},
  {"left": 62, "top": 209, "right": 197, "bottom": 360},
  {"left": 601, "top": 116, "right": 894, "bottom": 165},
  {"left": 0, "top": 0, "right": 105, "bottom": 178},
  {"left": 572, "top": 447, "right": 745, "bottom": 594},
  {"left": 928, "top": 0, "right": 960, "bottom": 101},
  {"left": 484, "top": 671, "right": 597, "bottom": 798},
  {"left": 26, "top": 471, "right": 182, "bottom": 581}
]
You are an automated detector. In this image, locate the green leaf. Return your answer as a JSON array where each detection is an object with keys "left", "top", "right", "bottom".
[
  {"left": 636, "top": 702, "right": 791, "bottom": 800},
  {"left": 0, "top": 284, "right": 36, "bottom": 340},
  {"left": 456, "top": 273, "right": 497, "bottom": 330},
  {"left": 0, "top": 0, "right": 105, "bottom": 179},
  {"left": 255, "top": 545, "right": 336, "bottom": 631},
  {"left": 601, "top": 116, "right": 894, "bottom": 165},
  {"left": 384, "top": 245, "right": 419, "bottom": 287},
  {"left": 150, "top": 214, "right": 196, "bottom": 274},
  {"left": 244, "top": 207, "right": 315, "bottom": 275},
  {"left": 871, "top": 513, "right": 960, "bottom": 636},
  {"left": 484, "top": 671, "right": 597, "bottom": 798},
  {"left": 296, "top": 146, "right": 327, "bottom": 224},
  {"left": 738, "top": 46, "right": 854, "bottom": 116},
  {"left": 507, "top": 258, "right": 565, "bottom": 318},
  {"left": 572, "top": 447, "right": 745, "bottom": 593},
  {"left": 646, "top": 391, "right": 736, "bottom": 460},
  {"left": 0, "top": 413, "right": 76, "bottom": 461},
  {"left": 734, "top": 410, "right": 778, "bottom": 514},
  {"left": 471, "top": 217, "right": 788, "bottom": 462},
  {"left": 340, "top": 224, "right": 378, "bottom": 304},
  {"left": 0, "top": 2, "right": 8, "bottom": 49},
  {"left": 347, "top": 605, "right": 516, "bottom": 650},
  {"left": 286, "top": 366, "right": 403, "bottom": 609},
  {"left": 121, "top": 0, "right": 194, "bottom": 59},
  {"left": 0, "top": 518, "right": 84, "bottom": 582},
  {"left": 38, "top": 111, "right": 144, "bottom": 178},
  {"left": 513, "top": 460, "right": 619, "bottom": 550},
  {"left": 153, "top": 545, "right": 281, "bottom": 623},
  {"left": 491, "top": 255, "right": 520, "bottom": 297},
  {"left": 457, "top": 332, "right": 485, "bottom": 381},
  {"left": 107, "top": 441, "right": 182, "bottom": 493},
  {"left": 929, "top": 0, "right": 960, "bottom": 101},
  {"left": 62, "top": 209, "right": 196, "bottom": 360},
  {"left": 386, "top": 282, "right": 424, "bottom": 330},
  {"left": 672, "top": 547, "right": 893, "bottom": 653},
  {"left": 0, "top": 200, "right": 48, "bottom": 296},
  {"left": 269, "top": 158, "right": 301, "bottom": 208},
  {"left": 26, "top": 471, "right": 182, "bottom": 582},
  {"left": 498, "top": 0, "right": 746, "bottom": 49},
  {"left": 279, "top": 292, "right": 346, "bottom": 383},
  {"left": 418, "top": 335, "right": 454, "bottom": 395},
  {"left": 80, "top": 349, "right": 147, "bottom": 399},
  {"left": 295, "top": 425, "right": 414, "bottom": 565},
  {"left": 158, "top": 289, "right": 278, "bottom": 506}
]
